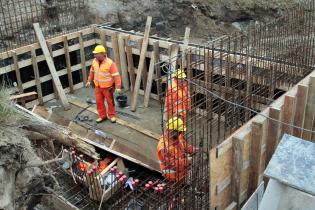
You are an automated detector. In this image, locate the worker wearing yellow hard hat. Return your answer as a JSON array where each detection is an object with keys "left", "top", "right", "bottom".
[
  {"left": 156, "top": 117, "right": 196, "bottom": 182},
  {"left": 165, "top": 69, "right": 191, "bottom": 123},
  {"left": 86, "top": 45, "right": 122, "bottom": 123}
]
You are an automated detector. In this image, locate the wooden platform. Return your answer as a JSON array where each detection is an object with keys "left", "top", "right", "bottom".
[{"left": 37, "top": 87, "right": 162, "bottom": 172}]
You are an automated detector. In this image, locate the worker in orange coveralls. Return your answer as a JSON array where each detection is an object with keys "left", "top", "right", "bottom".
[
  {"left": 165, "top": 69, "right": 191, "bottom": 123},
  {"left": 86, "top": 45, "right": 122, "bottom": 123},
  {"left": 157, "top": 117, "right": 196, "bottom": 182}
]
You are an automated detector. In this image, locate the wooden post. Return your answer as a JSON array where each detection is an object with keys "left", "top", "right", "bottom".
[
  {"left": 138, "top": 38, "right": 148, "bottom": 90},
  {"left": 182, "top": 27, "right": 190, "bottom": 67},
  {"left": 100, "top": 30, "right": 107, "bottom": 48},
  {"left": 232, "top": 136, "right": 244, "bottom": 208},
  {"left": 33, "top": 23, "right": 70, "bottom": 110},
  {"left": 118, "top": 34, "right": 130, "bottom": 91},
  {"left": 154, "top": 41, "right": 162, "bottom": 100},
  {"left": 111, "top": 32, "right": 121, "bottom": 73},
  {"left": 63, "top": 36, "right": 74, "bottom": 93},
  {"left": 183, "top": 27, "right": 191, "bottom": 46},
  {"left": 31, "top": 47, "right": 43, "bottom": 105},
  {"left": 144, "top": 41, "right": 158, "bottom": 107},
  {"left": 266, "top": 107, "right": 281, "bottom": 164},
  {"left": 131, "top": 16, "right": 152, "bottom": 111},
  {"left": 302, "top": 76, "right": 315, "bottom": 140},
  {"left": 293, "top": 85, "right": 308, "bottom": 138},
  {"left": 281, "top": 95, "right": 296, "bottom": 135},
  {"left": 125, "top": 35, "right": 136, "bottom": 91},
  {"left": 79, "top": 32, "right": 87, "bottom": 85},
  {"left": 12, "top": 51, "right": 23, "bottom": 93}
]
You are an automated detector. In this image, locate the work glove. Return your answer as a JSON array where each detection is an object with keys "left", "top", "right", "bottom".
[
  {"left": 86, "top": 81, "right": 91, "bottom": 88},
  {"left": 115, "top": 88, "right": 122, "bottom": 95}
]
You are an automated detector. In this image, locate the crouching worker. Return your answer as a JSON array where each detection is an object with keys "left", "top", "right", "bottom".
[
  {"left": 86, "top": 45, "right": 122, "bottom": 123},
  {"left": 157, "top": 117, "right": 196, "bottom": 182}
]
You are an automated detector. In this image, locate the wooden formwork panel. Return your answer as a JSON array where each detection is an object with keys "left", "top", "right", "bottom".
[{"left": 209, "top": 71, "right": 315, "bottom": 209}]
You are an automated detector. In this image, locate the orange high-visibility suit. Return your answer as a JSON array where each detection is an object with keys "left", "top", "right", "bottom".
[
  {"left": 165, "top": 79, "right": 191, "bottom": 123},
  {"left": 157, "top": 131, "right": 194, "bottom": 182},
  {"left": 88, "top": 57, "right": 121, "bottom": 119}
]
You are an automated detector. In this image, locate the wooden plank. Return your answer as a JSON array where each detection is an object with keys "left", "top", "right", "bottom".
[
  {"left": 12, "top": 51, "right": 23, "bottom": 93},
  {"left": 138, "top": 38, "right": 148, "bottom": 90},
  {"left": 111, "top": 32, "right": 122, "bottom": 73},
  {"left": 231, "top": 136, "right": 244, "bottom": 208},
  {"left": 125, "top": 35, "right": 136, "bottom": 91},
  {"left": 144, "top": 41, "right": 158, "bottom": 107},
  {"left": 302, "top": 76, "right": 315, "bottom": 140},
  {"left": 293, "top": 85, "right": 308, "bottom": 137},
  {"left": 78, "top": 32, "right": 87, "bottom": 85},
  {"left": 47, "top": 41, "right": 59, "bottom": 99},
  {"left": 118, "top": 34, "right": 130, "bottom": 91},
  {"left": 31, "top": 46, "right": 43, "bottom": 105},
  {"left": 68, "top": 98, "right": 160, "bottom": 140},
  {"left": 281, "top": 95, "right": 296, "bottom": 135},
  {"left": 266, "top": 107, "right": 281, "bottom": 164},
  {"left": 10, "top": 91, "right": 37, "bottom": 100},
  {"left": 33, "top": 23, "right": 70, "bottom": 110},
  {"left": 63, "top": 36, "right": 74, "bottom": 93},
  {"left": 131, "top": 16, "right": 152, "bottom": 111},
  {"left": 248, "top": 121, "right": 263, "bottom": 195}
]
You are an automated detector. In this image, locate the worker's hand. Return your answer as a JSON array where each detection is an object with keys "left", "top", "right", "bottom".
[
  {"left": 85, "top": 81, "right": 91, "bottom": 88},
  {"left": 115, "top": 88, "right": 122, "bottom": 95},
  {"left": 188, "top": 156, "right": 192, "bottom": 162}
]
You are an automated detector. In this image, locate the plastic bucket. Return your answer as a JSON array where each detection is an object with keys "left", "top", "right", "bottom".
[{"left": 116, "top": 95, "right": 128, "bottom": 107}]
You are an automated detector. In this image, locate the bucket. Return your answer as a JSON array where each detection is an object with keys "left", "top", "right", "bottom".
[{"left": 116, "top": 94, "right": 128, "bottom": 108}]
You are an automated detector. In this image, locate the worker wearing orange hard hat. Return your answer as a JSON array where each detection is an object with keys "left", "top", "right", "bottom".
[
  {"left": 86, "top": 45, "right": 122, "bottom": 123},
  {"left": 165, "top": 69, "right": 191, "bottom": 123},
  {"left": 157, "top": 117, "right": 196, "bottom": 182}
]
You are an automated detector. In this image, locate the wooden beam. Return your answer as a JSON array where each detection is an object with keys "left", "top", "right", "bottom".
[
  {"left": 138, "top": 38, "right": 148, "bottom": 90},
  {"left": 68, "top": 98, "right": 160, "bottom": 140},
  {"left": 63, "top": 36, "right": 74, "bottom": 93},
  {"left": 111, "top": 32, "right": 121, "bottom": 73},
  {"left": 47, "top": 41, "right": 59, "bottom": 99},
  {"left": 144, "top": 41, "right": 158, "bottom": 107},
  {"left": 302, "top": 76, "right": 315, "bottom": 140},
  {"left": 118, "top": 34, "right": 130, "bottom": 91},
  {"left": 131, "top": 16, "right": 152, "bottom": 111},
  {"left": 125, "top": 35, "right": 136, "bottom": 91},
  {"left": 31, "top": 47, "right": 43, "bottom": 105},
  {"left": 10, "top": 91, "right": 37, "bottom": 100},
  {"left": 12, "top": 51, "right": 23, "bottom": 93},
  {"left": 33, "top": 23, "right": 70, "bottom": 110},
  {"left": 78, "top": 32, "right": 87, "bottom": 85},
  {"left": 281, "top": 95, "right": 296, "bottom": 135},
  {"left": 293, "top": 85, "right": 308, "bottom": 138}
]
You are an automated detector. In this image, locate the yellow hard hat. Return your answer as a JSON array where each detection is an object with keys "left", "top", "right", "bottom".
[
  {"left": 93, "top": 45, "right": 106, "bottom": 54},
  {"left": 166, "top": 117, "right": 186, "bottom": 132},
  {"left": 172, "top": 69, "right": 186, "bottom": 79}
]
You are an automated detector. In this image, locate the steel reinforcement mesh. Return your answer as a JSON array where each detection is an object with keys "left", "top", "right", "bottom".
[{"left": 0, "top": 0, "right": 93, "bottom": 53}]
